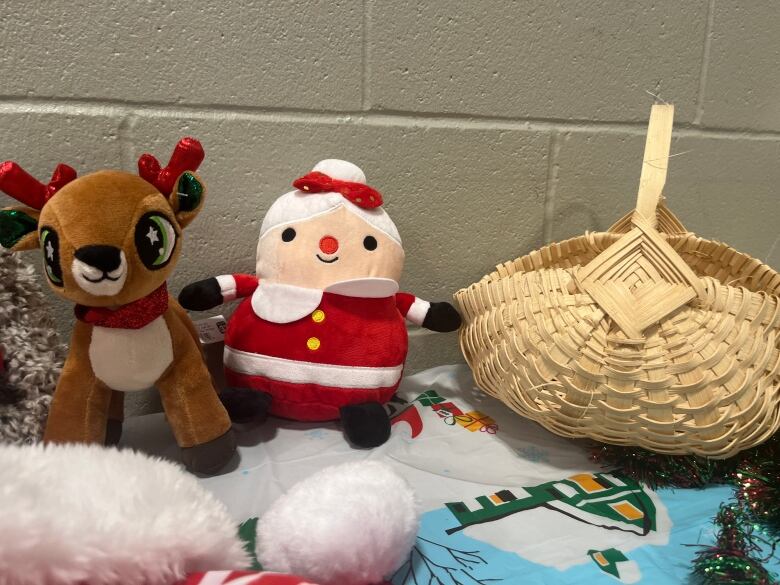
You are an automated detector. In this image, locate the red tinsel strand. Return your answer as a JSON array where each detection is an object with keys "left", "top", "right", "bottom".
[
  {"left": 589, "top": 443, "right": 731, "bottom": 489},
  {"left": 693, "top": 504, "right": 777, "bottom": 585},
  {"left": 734, "top": 463, "right": 780, "bottom": 536},
  {"left": 591, "top": 435, "right": 780, "bottom": 583}
]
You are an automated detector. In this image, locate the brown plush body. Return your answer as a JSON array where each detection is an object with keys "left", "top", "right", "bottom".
[
  {"left": 0, "top": 141, "right": 234, "bottom": 474},
  {"left": 47, "top": 297, "right": 229, "bottom": 454}
]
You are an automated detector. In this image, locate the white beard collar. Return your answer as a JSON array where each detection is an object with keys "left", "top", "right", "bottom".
[
  {"left": 252, "top": 278, "right": 400, "bottom": 323},
  {"left": 251, "top": 282, "right": 323, "bottom": 324}
]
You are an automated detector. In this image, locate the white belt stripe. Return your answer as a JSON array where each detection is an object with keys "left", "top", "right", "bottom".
[{"left": 224, "top": 346, "right": 403, "bottom": 389}]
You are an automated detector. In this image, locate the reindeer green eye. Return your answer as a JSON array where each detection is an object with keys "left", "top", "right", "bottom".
[
  {"left": 135, "top": 213, "right": 178, "bottom": 270},
  {"left": 39, "top": 227, "right": 63, "bottom": 286}
]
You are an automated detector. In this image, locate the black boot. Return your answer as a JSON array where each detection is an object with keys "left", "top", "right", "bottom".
[
  {"left": 221, "top": 387, "right": 272, "bottom": 424},
  {"left": 340, "top": 402, "right": 391, "bottom": 448}
]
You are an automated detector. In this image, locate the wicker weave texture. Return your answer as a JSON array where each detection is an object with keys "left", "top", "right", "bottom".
[{"left": 456, "top": 209, "right": 780, "bottom": 458}]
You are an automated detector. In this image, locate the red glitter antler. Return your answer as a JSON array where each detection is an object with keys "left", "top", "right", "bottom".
[
  {"left": 138, "top": 137, "right": 205, "bottom": 195},
  {"left": 0, "top": 162, "right": 77, "bottom": 209}
]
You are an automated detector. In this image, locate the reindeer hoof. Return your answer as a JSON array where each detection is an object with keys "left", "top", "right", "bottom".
[{"left": 180, "top": 428, "right": 237, "bottom": 475}]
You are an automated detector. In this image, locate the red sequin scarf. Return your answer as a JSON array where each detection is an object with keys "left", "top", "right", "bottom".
[{"left": 75, "top": 283, "right": 169, "bottom": 329}]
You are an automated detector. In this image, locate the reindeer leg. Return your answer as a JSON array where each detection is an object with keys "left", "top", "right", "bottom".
[
  {"left": 157, "top": 308, "right": 235, "bottom": 474},
  {"left": 105, "top": 390, "right": 124, "bottom": 446},
  {"left": 170, "top": 303, "right": 267, "bottom": 423},
  {"left": 44, "top": 321, "right": 112, "bottom": 444}
]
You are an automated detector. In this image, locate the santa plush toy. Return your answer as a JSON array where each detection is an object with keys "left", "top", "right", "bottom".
[{"left": 179, "top": 159, "right": 461, "bottom": 447}]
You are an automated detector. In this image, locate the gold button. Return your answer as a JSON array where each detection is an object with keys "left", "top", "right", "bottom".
[
  {"left": 311, "top": 309, "right": 325, "bottom": 323},
  {"left": 307, "top": 337, "right": 321, "bottom": 351}
]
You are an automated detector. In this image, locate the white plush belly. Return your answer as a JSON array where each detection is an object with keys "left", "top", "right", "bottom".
[{"left": 89, "top": 316, "right": 174, "bottom": 392}]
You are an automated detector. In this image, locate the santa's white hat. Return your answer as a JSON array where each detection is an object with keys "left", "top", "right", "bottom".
[{"left": 259, "top": 159, "right": 402, "bottom": 245}]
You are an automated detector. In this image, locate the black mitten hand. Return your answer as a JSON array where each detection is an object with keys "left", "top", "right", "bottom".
[
  {"left": 422, "top": 301, "right": 462, "bottom": 332},
  {"left": 178, "top": 278, "right": 223, "bottom": 311}
]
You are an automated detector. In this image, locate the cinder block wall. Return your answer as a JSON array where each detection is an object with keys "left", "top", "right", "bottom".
[{"left": 1, "top": 2, "right": 778, "bottom": 413}]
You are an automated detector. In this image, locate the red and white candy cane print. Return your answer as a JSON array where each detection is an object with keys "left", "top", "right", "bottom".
[{"left": 181, "top": 571, "right": 319, "bottom": 585}]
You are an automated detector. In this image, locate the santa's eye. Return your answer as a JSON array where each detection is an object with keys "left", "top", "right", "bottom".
[
  {"left": 282, "top": 228, "right": 296, "bottom": 242},
  {"left": 135, "top": 213, "right": 177, "bottom": 270},
  {"left": 39, "top": 227, "right": 63, "bottom": 287},
  {"left": 363, "top": 235, "right": 378, "bottom": 251}
]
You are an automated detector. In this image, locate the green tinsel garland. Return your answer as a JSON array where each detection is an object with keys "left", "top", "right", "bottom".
[
  {"left": 694, "top": 504, "right": 776, "bottom": 585},
  {"left": 591, "top": 435, "right": 779, "bottom": 584}
]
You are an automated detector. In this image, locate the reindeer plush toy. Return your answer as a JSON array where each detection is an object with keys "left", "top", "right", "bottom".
[{"left": 0, "top": 138, "right": 235, "bottom": 474}]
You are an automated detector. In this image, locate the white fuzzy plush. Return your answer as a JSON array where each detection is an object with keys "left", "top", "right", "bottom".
[
  {"left": 0, "top": 444, "right": 249, "bottom": 585},
  {"left": 257, "top": 461, "right": 419, "bottom": 585}
]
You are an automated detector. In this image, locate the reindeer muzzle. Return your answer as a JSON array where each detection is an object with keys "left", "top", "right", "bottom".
[{"left": 72, "top": 245, "right": 128, "bottom": 295}]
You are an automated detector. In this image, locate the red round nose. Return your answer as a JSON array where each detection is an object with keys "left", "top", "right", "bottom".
[{"left": 319, "top": 235, "right": 339, "bottom": 255}]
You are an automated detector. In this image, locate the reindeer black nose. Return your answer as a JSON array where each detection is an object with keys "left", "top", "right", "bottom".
[{"left": 74, "top": 245, "right": 122, "bottom": 273}]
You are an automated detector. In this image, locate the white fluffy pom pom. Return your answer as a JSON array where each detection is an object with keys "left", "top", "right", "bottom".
[
  {"left": 0, "top": 443, "right": 248, "bottom": 585},
  {"left": 257, "top": 461, "right": 419, "bottom": 585}
]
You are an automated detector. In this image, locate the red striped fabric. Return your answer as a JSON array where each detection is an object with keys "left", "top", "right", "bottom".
[
  {"left": 181, "top": 571, "right": 317, "bottom": 585},
  {"left": 182, "top": 572, "right": 393, "bottom": 585}
]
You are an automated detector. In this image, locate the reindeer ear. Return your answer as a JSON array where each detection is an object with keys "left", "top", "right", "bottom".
[
  {"left": 0, "top": 207, "right": 40, "bottom": 251},
  {"left": 169, "top": 171, "right": 205, "bottom": 229}
]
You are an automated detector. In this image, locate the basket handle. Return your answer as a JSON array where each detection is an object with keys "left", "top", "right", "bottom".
[
  {"left": 575, "top": 103, "right": 705, "bottom": 338},
  {"left": 634, "top": 104, "right": 674, "bottom": 229},
  {"left": 606, "top": 104, "right": 687, "bottom": 235}
]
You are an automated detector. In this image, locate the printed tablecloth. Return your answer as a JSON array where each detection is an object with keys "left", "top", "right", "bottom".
[{"left": 122, "top": 365, "right": 780, "bottom": 584}]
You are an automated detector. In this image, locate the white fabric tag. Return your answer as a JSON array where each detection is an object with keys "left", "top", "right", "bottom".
[{"left": 194, "top": 315, "right": 228, "bottom": 344}]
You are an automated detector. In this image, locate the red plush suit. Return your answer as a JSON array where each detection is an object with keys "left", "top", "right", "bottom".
[{"left": 219, "top": 273, "right": 430, "bottom": 421}]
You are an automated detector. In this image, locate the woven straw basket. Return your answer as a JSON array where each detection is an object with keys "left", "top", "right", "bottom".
[{"left": 455, "top": 105, "right": 780, "bottom": 458}]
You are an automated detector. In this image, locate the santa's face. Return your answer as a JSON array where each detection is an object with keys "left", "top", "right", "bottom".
[{"left": 256, "top": 206, "right": 404, "bottom": 290}]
